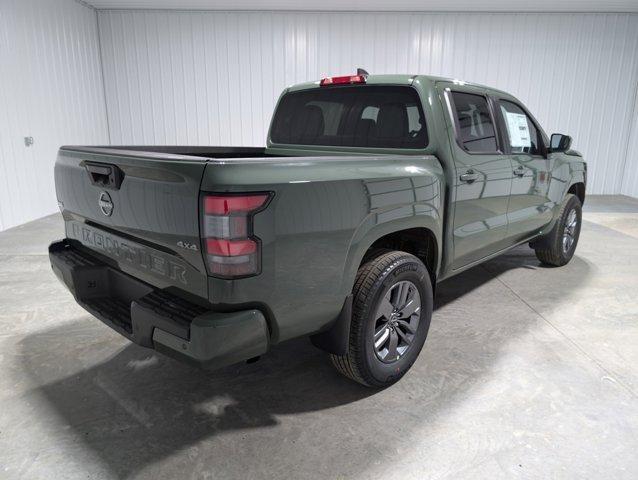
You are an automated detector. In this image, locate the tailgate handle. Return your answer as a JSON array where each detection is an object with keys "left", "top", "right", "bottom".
[{"left": 85, "top": 162, "right": 124, "bottom": 190}]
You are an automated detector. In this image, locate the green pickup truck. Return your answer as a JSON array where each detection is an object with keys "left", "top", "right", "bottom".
[{"left": 50, "top": 73, "right": 586, "bottom": 387}]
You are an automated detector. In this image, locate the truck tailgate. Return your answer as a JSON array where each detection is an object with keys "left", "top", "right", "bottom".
[{"left": 54, "top": 147, "right": 209, "bottom": 300}]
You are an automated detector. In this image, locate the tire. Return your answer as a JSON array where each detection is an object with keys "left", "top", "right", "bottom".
[
  {"left": 330, "top": 251, "right": 433, "bottom": 388},
  {"left": 531, "top": 193, "right": 582, "bottom": 267}
]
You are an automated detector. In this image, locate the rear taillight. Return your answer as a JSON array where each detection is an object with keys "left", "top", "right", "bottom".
[{"left": 201, "top": 193, "right": 270, "bottom": 278}]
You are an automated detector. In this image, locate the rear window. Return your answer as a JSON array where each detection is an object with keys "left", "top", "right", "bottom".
[
  {"left": 449, "top": 91, "right": 498, "bottom": 153},
  {"left": 270, "top": 86, "right": 428, "bottom": 149}
]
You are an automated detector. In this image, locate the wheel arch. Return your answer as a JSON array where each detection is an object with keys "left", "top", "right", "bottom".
[
  {"left": 341, "top": 219, "right": 441, "bottom": 298},
  {"left": 567, "top": 181, "right": 585, "bottom": 205},
  {"left": 362, "top": 227, "right": 438, "bottom": 287}
]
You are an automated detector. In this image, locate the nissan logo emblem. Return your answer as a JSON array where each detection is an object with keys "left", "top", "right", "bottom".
[{"left": 98, "top": 191, "right": 114, "bottom": 217}]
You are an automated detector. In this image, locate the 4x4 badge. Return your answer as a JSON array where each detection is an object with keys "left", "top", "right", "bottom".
[
  {"left": 177, "top": 241, "right": 198, "bottom": 251},
  {"left": 98, "top": 191, "right": 114, "bottom": 217}
]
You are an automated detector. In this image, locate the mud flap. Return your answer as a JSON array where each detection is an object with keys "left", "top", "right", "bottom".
[{"left": 310, "top": 295, "right": 353, "bottom": 356}]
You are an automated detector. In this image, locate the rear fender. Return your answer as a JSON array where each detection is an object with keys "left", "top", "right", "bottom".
[
  {"left": 340, "top": 207, "right": 443, "bottom": 296},
  {"left": 315, "top": 213, "right": 442, "bottom": 356}
]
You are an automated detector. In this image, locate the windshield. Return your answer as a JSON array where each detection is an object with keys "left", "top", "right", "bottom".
[{"left": 270, "top": 85, "right": 428, "bottom": 149}]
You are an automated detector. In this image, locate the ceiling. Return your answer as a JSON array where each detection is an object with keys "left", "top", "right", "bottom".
[{"left": 84, "top": 0, "right": 638, "bottom": 13}]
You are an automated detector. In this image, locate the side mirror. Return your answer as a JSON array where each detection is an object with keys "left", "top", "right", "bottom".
[{"left": 550, "top": 133, "right": 572, "bottom": 152}]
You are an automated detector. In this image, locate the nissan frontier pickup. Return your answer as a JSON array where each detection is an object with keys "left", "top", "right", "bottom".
[{"left": 50, "top": 73, "right": 586, "bottom": 387}]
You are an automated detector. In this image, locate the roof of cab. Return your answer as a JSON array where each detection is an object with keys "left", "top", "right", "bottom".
[{"left": 285, "top": 73, "right": 512, "bottom": 98}]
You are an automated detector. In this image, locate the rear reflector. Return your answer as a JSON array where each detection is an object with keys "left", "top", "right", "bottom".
[
  {"left": 320, "top": 74, "right": 366, "bottom": 86},
  {"left": 201, "top": 193, "right": 270, "bottom": 278},
  {"left": 207, "top": 254, "right": 259, "bottom": 277}
]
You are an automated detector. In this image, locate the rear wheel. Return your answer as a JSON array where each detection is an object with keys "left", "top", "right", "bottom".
[
  {"left": 330, "top": 251, "right": 433, "bottom": 388},
  {"left": 532, "top": 193, "right": 582, "bottom": 267}
]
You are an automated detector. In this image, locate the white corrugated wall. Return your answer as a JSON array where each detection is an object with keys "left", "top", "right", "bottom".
[
  {"left": 97, "top": 10, "right": 638, "bottom": 196},
  {"left": 0, "top": 7, "right": 636, "bottom": 232},
  {"left": 0, "top": 0, "right": 109, "bottom": 231}
]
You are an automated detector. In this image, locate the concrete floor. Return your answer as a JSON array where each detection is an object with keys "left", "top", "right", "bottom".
[{"left": 0, "top": 195, "right": 637, "bottom": 479}]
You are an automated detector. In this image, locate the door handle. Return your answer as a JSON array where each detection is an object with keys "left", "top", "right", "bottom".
[
  {"left": 460, "top": 169, "right": 478, "bottom": 183},
  {"left": 513, "top": 166, "right": 526, "bottom": 177}
]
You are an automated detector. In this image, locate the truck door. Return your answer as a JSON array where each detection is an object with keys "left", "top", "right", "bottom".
[
  {"left": 440, "top": 85, "right": 514, "bottom": 269},
  {"left": 493, "top": 98, "right": 554, "bottom": 243}
]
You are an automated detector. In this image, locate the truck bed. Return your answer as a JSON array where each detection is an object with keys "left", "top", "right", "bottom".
[{"left": 54, "top": 144, "right": 443, "bottom": 345}]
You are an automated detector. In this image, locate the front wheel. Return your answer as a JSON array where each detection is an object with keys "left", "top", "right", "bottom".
[
  {"left": 531, "top": 193, "right": 582, "bottom": 267},
  {"left": 330, "top": 251, "right": 433, "bottom": 388}
]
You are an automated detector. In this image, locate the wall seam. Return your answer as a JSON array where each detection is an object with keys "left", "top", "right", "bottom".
[
  {"left": 73, "top": 0, "right": 95, "bottom": 10},
  {"left": 618, "top": 21, "right": 638, "bottom": 195},
  {"left": 92, "top": 9, "right": 638, "bottom": 14},
  {"left": 95, "top": 10, "right": 112, "bottom": 144},
  {"left": 619, "top": 80, "right": 638, "bottom": 195},
  {"left": 617, "top": 15, "right": 638, "bottom": 195}
]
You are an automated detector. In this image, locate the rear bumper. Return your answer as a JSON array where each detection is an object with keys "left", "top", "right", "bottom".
[{"left": 49, "top": 239, "right": 269, "bottom": 369}]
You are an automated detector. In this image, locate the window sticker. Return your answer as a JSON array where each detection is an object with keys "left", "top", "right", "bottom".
[{"left": 504, "top": 111, "right": 531, "bottom": 148}]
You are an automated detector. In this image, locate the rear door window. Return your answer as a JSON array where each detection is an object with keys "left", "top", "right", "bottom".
[
  {"left": 270, "top": 86, "right": 428, "bottom": 148},
  {"left": 449, "top": 91, "right": 498, "bottom": 153}
]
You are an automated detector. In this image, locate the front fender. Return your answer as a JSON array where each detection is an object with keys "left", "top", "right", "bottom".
[
  {"left": 547, "top": 154, "right": 586, "bottom": 223},
  {"left": 532, "top": 154, "right": 585, "bottom": 240},
  {"left": 567, "top": 169, "right": 586, "bottom": 196}
]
